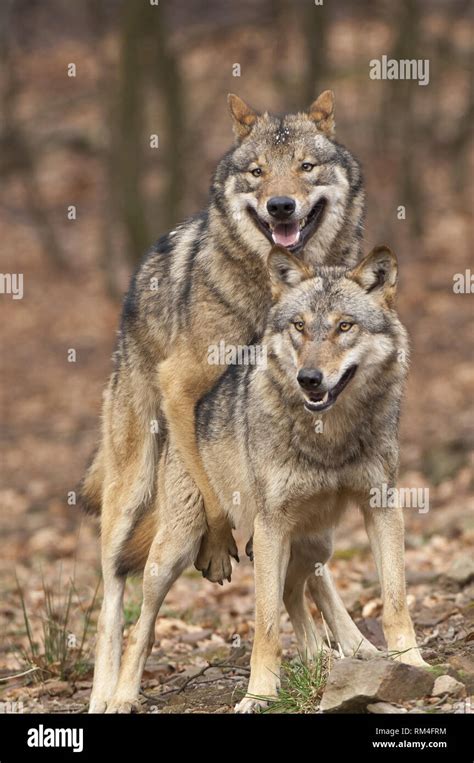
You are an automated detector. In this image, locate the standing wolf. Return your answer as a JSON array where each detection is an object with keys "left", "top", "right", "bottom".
[
  {"left": 102, "top": 245, "right": 427, "bottom": 714},
  {"left": 83, "top": 90, "right": 365, "bottom": 712}
]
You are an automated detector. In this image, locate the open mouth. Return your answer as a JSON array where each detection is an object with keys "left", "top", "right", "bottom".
[
  {"left": 303, "top": 364, "right": 358, "bottom": 413},
  {"left": 247, "top": 198, "right": 327, "bottom": 252}
]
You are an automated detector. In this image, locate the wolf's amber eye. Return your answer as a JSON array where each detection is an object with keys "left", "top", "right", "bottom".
[
  {"left": 293, "top": 320, "right": 305, "bottom": 332},
  {"left": 339, "top": 321, "right": 353, "bottom": 332},
  {"left": 251, "top": 167, "right": 262, "bottom": 177},
  {"left": 301, "top": 162, "right": 315, "bottom": 172}
]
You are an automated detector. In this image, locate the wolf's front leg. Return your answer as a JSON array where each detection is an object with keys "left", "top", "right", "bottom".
[
  {"left": 235, "top": 514, "right": 291, "bottom": 713},
  {"left": 362, "top": 497, "right": 428, "bottom": 667},
  {"left": 159, "top": 349, "right": 238, "bottom": 584}
]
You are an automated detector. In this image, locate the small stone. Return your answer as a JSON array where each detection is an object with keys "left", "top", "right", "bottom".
[
  {"left": 367, "top": 702, "right": 407, "bottom": 714},
  {"left": 175, "top": 666, "right": 205, "bottom": 681},
  {"left": 432, "top": 675, "right": 466, "bottom": 698},
  {"left": 180, "top": 629, "right": 213, "bottom": 644},
  {"left": 31, "top": 680, "right": 74, "bottom": 698},
  {"left": 446, "top": 556, "right": 474, "bottom": 586}
]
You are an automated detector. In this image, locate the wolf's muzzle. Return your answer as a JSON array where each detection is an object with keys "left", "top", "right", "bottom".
[{"left": 303, "top": 364, "right": 358, "bottom": 413}]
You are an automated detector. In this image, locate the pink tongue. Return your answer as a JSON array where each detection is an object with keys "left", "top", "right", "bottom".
[{"left": 272, "top": 222, "right": 300, "bottom": 247}]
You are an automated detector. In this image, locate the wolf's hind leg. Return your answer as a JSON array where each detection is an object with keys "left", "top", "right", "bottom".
[
  {"left": 89, "top": 452, "right": 158, "bottom": 711},
  {"left": 307, "top": 567, "right": 378, "bottom": 658},
  {"left": 283, "top": 557, "right": 325, "bottom": 661},
  {"left": 105, "top": 530, "right": 201, "bottom": 713},
  {"left": 107, "top": 448, "right": 207, "bottom": 713},
  {"left": 290, "top": 533, "right": 377, "bottom": 659},
  {"left": 89, "top": 471, "right": 151, "bottom": 713},
  {"left": 89, "top": 552, "right": 126, "bottom": 713}
]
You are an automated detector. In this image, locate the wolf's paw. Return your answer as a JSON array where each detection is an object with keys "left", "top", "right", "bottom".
[
  {"left": 386, "top": 634, "right": 429, "bottom": 668},
  {"left": 234, "top": 695, "right": 269, "bottom": 714},
  {"left": 105, "top": 697, "right": 141, "bottom": 714},
  {"left": 195, "top": 528, "right": 239, "bottom": 584},
  {"left": 88, "top": 696, "right": 109, "bottom": 714},
  {"left": 395, "top": 649, "right": 430, "bottom": 668}
]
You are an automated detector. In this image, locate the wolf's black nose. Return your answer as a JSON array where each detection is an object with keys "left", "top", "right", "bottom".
[
  {"left": 267, "top": 196, "right": 296, "bottom": 220},
  {"left": 297, "top": 368, "right": 323, "bottom": 390}
]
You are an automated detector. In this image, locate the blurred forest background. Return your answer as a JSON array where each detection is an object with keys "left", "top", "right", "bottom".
[{"left": 1, "top": 0, "right": 473, "bottom": 713}]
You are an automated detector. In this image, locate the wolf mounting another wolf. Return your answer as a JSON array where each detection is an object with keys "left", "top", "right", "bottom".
[{"left": 82, "top": 92, "right": 425, "bottom": 714}]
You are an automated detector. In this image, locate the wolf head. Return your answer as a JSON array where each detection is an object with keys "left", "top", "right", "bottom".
[
  {"left": 211, "top": 92, "right": 364, "bottom": 266},
  {"left": 264, "top": 245, "right": 408, "bottom": 415}
]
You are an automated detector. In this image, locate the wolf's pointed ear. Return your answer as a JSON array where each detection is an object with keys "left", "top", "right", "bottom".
[
  {"left": 348, "top": 246, "right": 398, "bottom": 305},
  {"left": 267, "top": 246, "right": 313, "bottom": 301},
  {"left": 308, "top": 90, "right": 335, "bottom": 137},
  {"left": 227, "top": 94, "right": 259, "bottom": 140}
]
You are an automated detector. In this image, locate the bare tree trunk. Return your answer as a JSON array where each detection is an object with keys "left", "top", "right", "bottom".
[
  {"left": 271, "top": 0, "right": 329, "bottom": 110},
  {"left": 115, "top": 0, "right": 150, "bottom": 265},
  {"left": 0, "top": 0, "right": 65, "bottom": 269},
  {"left": 379, "top": 0, "right": 424, "bottom": 241},
  {"left": 86, "top": 0, "right": 122, "bottom": 299},
  {"left": 300, "top": 0, "right": 329, "bottom": 106},
  {"left": 150, "top": 6, "right": 186, "bottom": 233},
  {"left": 272, "top": 0, "right": 292, "bottom": 107}
]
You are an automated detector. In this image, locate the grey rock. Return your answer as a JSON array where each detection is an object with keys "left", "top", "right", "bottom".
[
  {"left": 446, "top": 556, "right": 474, "bottom": 586},
  {"left": 320, "top": 658, "right": 434, "bottom": 713},
  {"left": 180, "top": 629, "right": 213, "bottom": 644},
  {"left": 432, "top": 674, "right": 466, "bottom": 698}
]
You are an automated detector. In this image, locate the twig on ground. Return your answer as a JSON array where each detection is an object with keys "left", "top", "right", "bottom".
[
  {"left": 140, "top": 649, "right": 248, "bottom": 704},
  {"left": 0, "top": 667, "right": 41, "bottom": 682}
]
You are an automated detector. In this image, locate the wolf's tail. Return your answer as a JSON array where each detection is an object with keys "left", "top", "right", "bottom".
[{"left": 79, "top": 446, "right": 105, "bottom": 516}]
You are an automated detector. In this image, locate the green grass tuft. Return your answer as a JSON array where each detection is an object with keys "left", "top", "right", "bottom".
[
  {"left": 16, "top": 570, "right": 99, "bottom": 682},
  {"left": 254, "top": 649, "right": 331, "bottom": 714}
]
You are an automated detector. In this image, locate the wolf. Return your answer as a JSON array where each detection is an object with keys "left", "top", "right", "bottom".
[
  {"left": 100, "top": 245, "right": 427, "bottom": 714},
  {"left": 83, "top": 90, "right": 365, "bottom": 712}
]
